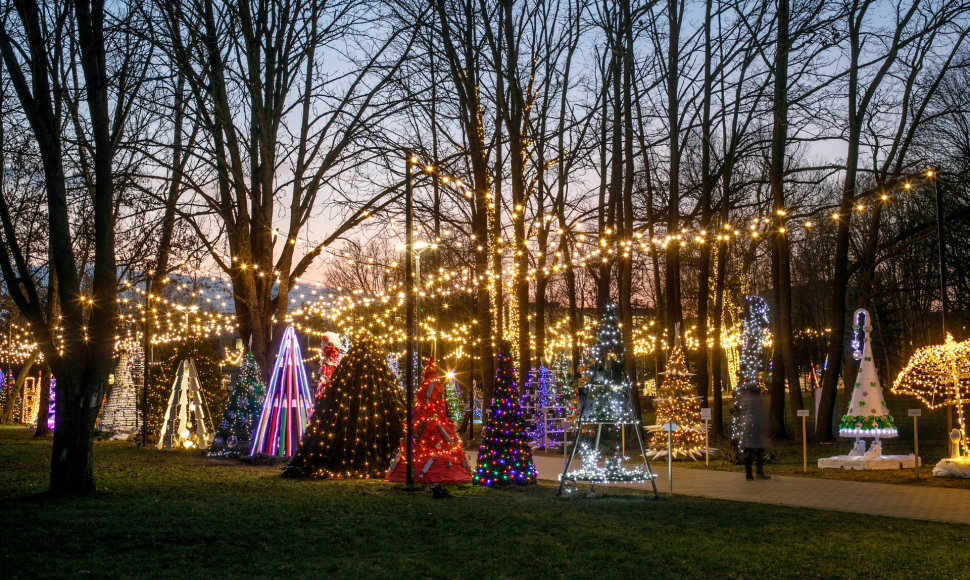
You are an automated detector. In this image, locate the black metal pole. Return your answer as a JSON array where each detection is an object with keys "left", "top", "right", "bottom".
[
  {"left": 142, "top": 277, "right": 150, "bottom": 447},
  {"left": 405, "top": 152, "right": 415, "bottom": 486},
  {"left": 934, "top": 172, "right": 948, "bottom": 339}
]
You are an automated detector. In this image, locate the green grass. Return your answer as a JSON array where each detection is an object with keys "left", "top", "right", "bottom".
[{"left": 0, "top": 428, "right": 966, "bottom": 578}]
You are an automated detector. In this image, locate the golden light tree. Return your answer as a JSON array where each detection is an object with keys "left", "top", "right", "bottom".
[{"left": 650, "top": 329, "right": 705, "bottom": 459}]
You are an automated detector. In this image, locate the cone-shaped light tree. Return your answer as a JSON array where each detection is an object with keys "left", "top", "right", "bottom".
[
  {"left": 250, "top": 327, "right": 314, "bottom": 456},
  {"left": 650, "top": 325, "right": 705, "bottom": 458},
  {"left": 839, "top": 308, "right": 898, "bottom": 439},
  {"left": 210, "top": 353, "right": 266, "bottom": 456},
  {"left": 473, "top": 343, "right": 537, "bottom": 486},
  {"left": 287, "top": 337, "right": 404, "bottom": 478},
  {"left": 386, "top": 356, "right": 472, "bottom": 483},
  {"left": 157, "top": 358, "right": 211, "bottom": 450}
]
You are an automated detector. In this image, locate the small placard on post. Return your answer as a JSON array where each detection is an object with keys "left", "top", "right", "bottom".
[
  {"left": 700, "top": 408, "right": 712, "bottom": 421},
  {"left": 663, "top": 423, "right": 679, "bottom": 432},
  {"left": 796, "top": 409, "right": 809, "bottom": 417},
  {"left": 908, "top": 409, "right": 922, "bottom": 417}
]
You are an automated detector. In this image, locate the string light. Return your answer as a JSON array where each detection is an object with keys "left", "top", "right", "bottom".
[{"left": 286, "top": 337, "right": 404, "bottom": 479}]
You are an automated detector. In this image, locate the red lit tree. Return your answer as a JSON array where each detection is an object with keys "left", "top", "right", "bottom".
[
  {"left": 386, "top": 356, "right": 472, "bottom": 483},
  {"left": 473, "top": 344, "right": 537, "bottom": 486}
]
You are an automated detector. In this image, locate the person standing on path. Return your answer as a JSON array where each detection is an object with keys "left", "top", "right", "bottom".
[{"left": 740, "top": 388, "right": 771, "bottom": 480}]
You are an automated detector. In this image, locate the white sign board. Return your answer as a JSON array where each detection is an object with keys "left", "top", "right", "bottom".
[
  {"left": 796, "top": 409, "right": 809, "bottom": 417},
  {"left": 663, "top": 423, "right": 679, "bottom": 432},
  {"left": 700, "top": 408, "right": 712, "bottom": 421},
  {"left": 908, "top": 408, "right": 922, "bottom": 417}
]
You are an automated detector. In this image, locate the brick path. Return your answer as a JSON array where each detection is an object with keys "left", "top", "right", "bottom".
[{"left": 470, "top": 451, "right": 970, "bottom": 524}]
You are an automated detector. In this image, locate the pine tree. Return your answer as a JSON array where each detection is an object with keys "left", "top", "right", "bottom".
[
  {"left": 650, "top": 328, "right": 705, "bottom": 458},
  {"left": 386, "top": 356, "right": 472, "bottom": 483},
  {"left": 251, "top": 327, "right": 314, "bottom": 457},
  {"left": 209, "top": 353, "right": 266, "bottom": 456},
  {"left": 286, "top": 337, "right": 404, "bottom": 478},
  {"left": 473, "top": 344, "right": 537, "bottom": 486}
]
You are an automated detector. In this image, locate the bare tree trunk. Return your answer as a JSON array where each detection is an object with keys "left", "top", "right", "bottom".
[
  {"left": 665, "top": 0, "right": 684, "bottom": 341},
  {"left": 695, "top": 0, "right": 715, "bottom": 403},
  {"left": 767, "top": 0, "right": 795, "bottom": 440}
]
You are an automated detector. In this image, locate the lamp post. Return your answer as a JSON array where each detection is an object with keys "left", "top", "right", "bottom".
[
  {"left": 930, "top": 169, "right": 953, "bottom": 434},
  {"left": 404, "top": 152, "right": 415, "bottom": 486}
]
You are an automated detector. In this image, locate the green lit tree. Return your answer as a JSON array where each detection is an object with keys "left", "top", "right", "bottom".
[{"left": 209, "top": 353, "right": 265, "bottom": 457}]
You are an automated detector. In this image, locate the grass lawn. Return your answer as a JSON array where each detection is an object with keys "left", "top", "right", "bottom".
[{"left": 0, "top": 427, "right": 966, "bottom": 578}]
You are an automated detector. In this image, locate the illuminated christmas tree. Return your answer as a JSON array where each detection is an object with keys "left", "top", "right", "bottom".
[
  {"left": 251, "top": 327, "right": 314, "bottom": 457},
  {"left": 443, "top": 372, "right": 463, "bottom": 424},
  {"left": 46, "top": 377, "right": 56, "bottom": 430},
  {"left": 839, "top": 308, "right": 897, "bottom": 442},
  {"left": 387, "top": 356, "right": 472, "bottom": 483},
  {"left": 157, "top": 358, "right": 212, "bottom": 450},
  {"left": 523, "top": 366, "right": 570, "bottom": 448},
  {"left": 473, "top": 344, "right": 537, "bottom": 486},
  {"left": 286, "top": 337, "right": 404, "bottom": 478},
  {"left": 650, "top": 325, "right": 705, "bottom": 459},
  {"left": 209, "top": 353, "right": 266, "bottom": 456},
  {"left": 559, "top": 304, "right": 657, "bottom": 496},
  {"left": 732, "top": 296, "right": 770, "bottom": 451},
  {"left": 98, "top": 349, "right": 139, "bottom": 434}
]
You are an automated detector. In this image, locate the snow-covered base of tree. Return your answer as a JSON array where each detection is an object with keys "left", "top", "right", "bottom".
[
  {"left": 932, "top": 459, "right": 970, "bottom": 478},
  {"left": 817, "top": 454, "right": 920, "bottom": 470}
]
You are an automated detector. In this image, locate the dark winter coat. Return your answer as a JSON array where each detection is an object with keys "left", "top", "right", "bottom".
[{"left": 739, "top": 389, "right": 769, "bottom": 449}]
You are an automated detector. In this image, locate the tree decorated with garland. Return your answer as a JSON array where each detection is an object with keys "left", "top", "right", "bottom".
[
  {"left": 285, "top": 337, "right": 404, "bottom": 478},
  {"left": 473, "top": 343, "right": 537, "bottom": 486},
  {"left": 649, "top": 325, "right": 705, "bottom": 459},
  {"left": 386, "top": 356, "right": 472, "bottom": 483},
  {"left": 209, "top": 353, "right": 266, "bottom": 457}
]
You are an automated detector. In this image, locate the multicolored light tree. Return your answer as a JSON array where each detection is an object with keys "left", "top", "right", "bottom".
[
  {"left": 473, "top": 344, "right": 537, "bottom": 486},
  {"left": 286, "top": 337, "right": 404, "bottom": 478},
  {"left": 386, "top": 356, "right": 471, "bottom": 483},
  {"left": 210, "top": 353, "right": 266, "bottom": 456},
  {"left": 650, "top": 325, "right": 705, "bottom": 458},
  {"left": 250, "top": 326, "right": 314, "bottom": 456}
]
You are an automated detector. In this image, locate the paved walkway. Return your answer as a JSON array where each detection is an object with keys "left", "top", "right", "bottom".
[{"left": 470, "top": 452, "right": 970, "bottom": 525}]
